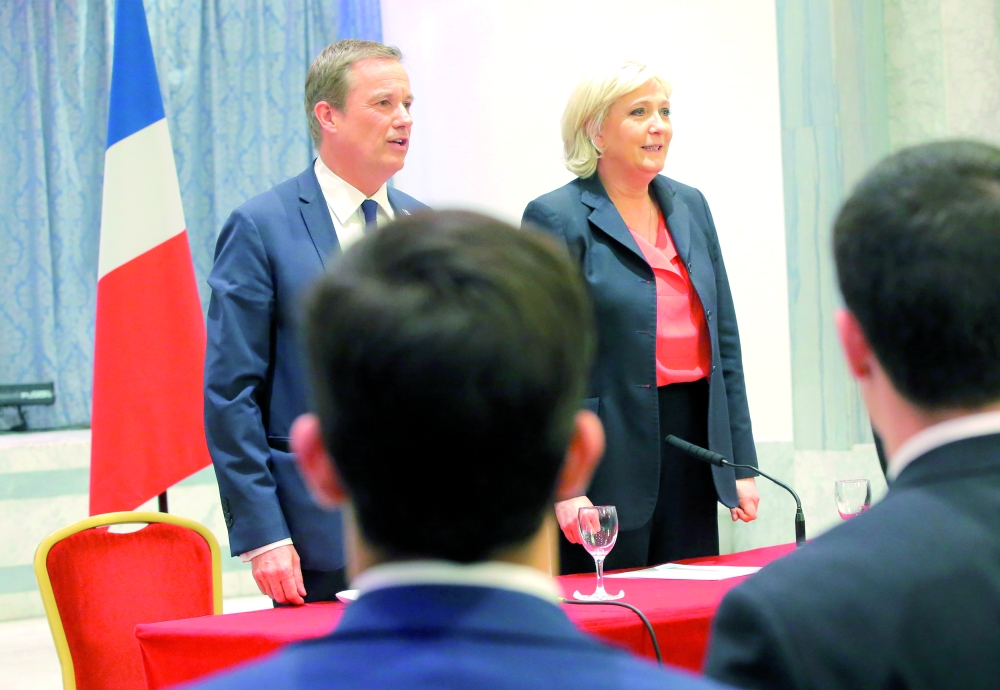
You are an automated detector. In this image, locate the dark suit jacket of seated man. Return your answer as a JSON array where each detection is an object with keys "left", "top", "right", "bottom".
[
  {"left": 704, "top": 140, "right": 1000, "bottom": 690},
  {"left": 204, "top": 39, "right": 426, "bottom": 605},
  {"left": 186, "top": 211, "right": 734, "bottom": 690}
]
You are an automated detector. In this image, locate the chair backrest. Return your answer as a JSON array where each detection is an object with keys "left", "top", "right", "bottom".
[{"left": 34, "top": 511, "right": 223, "bottom": 690}]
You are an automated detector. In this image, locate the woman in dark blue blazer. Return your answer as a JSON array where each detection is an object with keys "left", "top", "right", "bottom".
[{"left": 523, "top": 61, "right": 760, "bottom": 574}]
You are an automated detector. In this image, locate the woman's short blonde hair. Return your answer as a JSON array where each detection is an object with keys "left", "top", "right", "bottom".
[{"left": 562, "top": 61, "right": 672, "bottom": 178}]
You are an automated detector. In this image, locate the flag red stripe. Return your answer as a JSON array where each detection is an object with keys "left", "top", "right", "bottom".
[{"left": 90, "top": 231, "right": 211, "bottom": 515}]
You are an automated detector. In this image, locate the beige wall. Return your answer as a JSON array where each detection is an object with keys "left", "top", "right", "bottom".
[{"left": 886, "top": 0, "right": 1000, "bottom": 150}]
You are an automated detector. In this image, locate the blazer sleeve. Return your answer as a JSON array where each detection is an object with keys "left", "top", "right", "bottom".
[
  {"left": 703, "top": 584, "right": 802, "bottom": 689},
  {"left": 204, "top": 208, "right": 290, "bottom": 556},
  {"left": 698, "top": 190, "right": 758, "bottom": 476}
]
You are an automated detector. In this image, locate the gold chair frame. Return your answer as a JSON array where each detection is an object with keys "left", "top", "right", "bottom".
[{"left": 33, "top": 511, "right": 223, "bottom": 690}]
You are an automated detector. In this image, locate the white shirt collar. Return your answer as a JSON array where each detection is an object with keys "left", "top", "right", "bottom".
[
  {"left": 352, "top": 560, "right": 562, "bottom": 605},
  {"left": 887, "top": 410, "right": 1000, "bottom": 480},
  {"left": 313, "top": 157, "right": 393, "bottom": 227}
]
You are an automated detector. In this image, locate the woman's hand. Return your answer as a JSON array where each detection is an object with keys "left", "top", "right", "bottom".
[
  {"left": 554, "top": 496, "right": 594, "bottom": 543},
  {"left": 731, "top": 478, "right": 759, "bottom": 522}
]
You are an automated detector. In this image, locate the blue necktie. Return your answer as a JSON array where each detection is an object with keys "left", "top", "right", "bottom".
[{"left": 360, "top": 199, "right": 379, "bottom": 233}]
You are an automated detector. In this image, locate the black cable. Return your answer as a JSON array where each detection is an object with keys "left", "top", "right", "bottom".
[{"left": 561, "top": 598, "right": 663, "bottom": 667}]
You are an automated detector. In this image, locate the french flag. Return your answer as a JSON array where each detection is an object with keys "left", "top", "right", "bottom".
[{"left": 90, "top": 0, "right": 211, "bottom": 515}]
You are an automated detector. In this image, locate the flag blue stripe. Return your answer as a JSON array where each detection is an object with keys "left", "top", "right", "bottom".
[{"left": 106, "top": 0, "right": 165, "bottom": 149}]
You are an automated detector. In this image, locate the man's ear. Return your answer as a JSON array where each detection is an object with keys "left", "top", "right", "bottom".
[
  {"left": 291, "top": 413, "right": 347, "bottom": 509},
  {"left": 554, "top": 410, "right": 605, "bottom": 501},
  {"left": 313, "top": 101, "right": 338, "bottom": 137},
  {"left": 835, "top": 308, "right": 875, "bottom": 382}
]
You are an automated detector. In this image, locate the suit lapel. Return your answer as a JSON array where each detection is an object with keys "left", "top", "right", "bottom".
[
  {"left": 652, "top": 176, "right": 691, "bottom": 265},
  {"left": 579, "top": 175, "right": 646, "bottom": 265},
  {"left": 387, "top": 187, "right": 415, "bottom": 218},
  {"left": 651, "top": 176, "right": 714, "bottom": 311},
  {"left": 297, "top": 164, "right": 340, "bottom": 268}
]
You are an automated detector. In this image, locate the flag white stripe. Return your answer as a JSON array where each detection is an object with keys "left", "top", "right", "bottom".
[{"left": 98, "top": 119, "right": 187, "bottom": 279}]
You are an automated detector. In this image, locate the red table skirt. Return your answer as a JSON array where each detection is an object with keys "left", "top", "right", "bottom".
[{"left": 136, "top": 544, "right": 794, "bottom": 689}]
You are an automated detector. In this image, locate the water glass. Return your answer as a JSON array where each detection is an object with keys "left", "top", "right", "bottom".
[
  {"left": 835, "top": 478, "right": 871, "bottom": 520},
  {"left": 573, "top": 505, "right": 625, "bottom": 601}
]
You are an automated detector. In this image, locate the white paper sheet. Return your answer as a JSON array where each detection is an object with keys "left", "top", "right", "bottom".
[{"left": 604, "top": 564, "right": 761, "bottom": 581}]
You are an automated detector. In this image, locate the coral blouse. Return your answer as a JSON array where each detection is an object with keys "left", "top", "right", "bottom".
[{"left": 629, "top": 213, "right": 712, "bottom": 387}]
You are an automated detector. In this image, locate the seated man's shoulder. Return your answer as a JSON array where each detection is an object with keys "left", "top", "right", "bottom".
[
  {"left": 722, "top": 491, "right": 946, "bottom": 614},
  {"left": 181, "top": 630, "right": 734, "bottom": 690},
  {"left": 599, "top": 653, "right": 736, "bottom": 690},
  {"left": 707, "top": 484, "right": 1000, "bottom": 688},
  {"left": 177, "top": 648, "right": 300, "bottom": 690}
]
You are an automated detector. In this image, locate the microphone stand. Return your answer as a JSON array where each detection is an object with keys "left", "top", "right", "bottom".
[{"left": 665, "top": 435, "right": 806, "bottom": 547}]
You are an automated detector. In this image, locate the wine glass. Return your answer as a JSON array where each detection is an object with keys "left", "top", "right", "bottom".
[
  {"left": 835, "top": 479, "right": 871, "bottom": 520},
  {"left": 573, "top": 505, "right": 625, "bottom": 601}
]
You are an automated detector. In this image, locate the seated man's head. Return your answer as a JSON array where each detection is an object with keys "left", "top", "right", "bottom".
[
  {"left": 834, "top": 140, "right": 1000, "bottom": 452},
  {"left": 292, "top": 211, "right": 604, "bottom": 573}
]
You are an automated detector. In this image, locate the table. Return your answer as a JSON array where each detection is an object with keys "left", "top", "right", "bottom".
[{"left": 136, "top": 543, "right": 794, "bottom": 689}]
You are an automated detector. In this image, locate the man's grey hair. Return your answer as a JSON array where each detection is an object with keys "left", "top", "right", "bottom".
[{"left": 304, "top": 39, "right": 403, "bottom": 148}]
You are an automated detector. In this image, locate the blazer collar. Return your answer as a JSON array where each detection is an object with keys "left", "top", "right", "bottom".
[
  {"left": 329, "top": 584, "right": 595, "bottom": 648},
  {"left": 891, "top": 433, "right": 1000, "bottom": 490},
  {"left": 651, "top": 175, "right": 692, "bottom": 265},
  {"left": 297, "top": 163, "right": 340, "bottom": 268},
  {"left": 579, "top": 174, "right": 692, "bottom": 265},
  {"left": 387, "top": 187, "right": 417, "bottom": 218}
]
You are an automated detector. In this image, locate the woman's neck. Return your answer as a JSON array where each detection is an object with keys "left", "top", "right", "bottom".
[
  {"left": 597, "top": 165, "right": 656, "bottom": 214},
  {"left": 597, "top": 165, "right": 659, "bottom": 242}
]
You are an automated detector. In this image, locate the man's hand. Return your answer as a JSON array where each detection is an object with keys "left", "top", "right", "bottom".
[
  {"left": 554, "top": 496, "right": 594, "bottom": 544},
  {"left": 251, "top": 544, "right": 307, "bottom": 605},
  {"left": 731, "top": 477, "right": 760, "bottom": 522}
]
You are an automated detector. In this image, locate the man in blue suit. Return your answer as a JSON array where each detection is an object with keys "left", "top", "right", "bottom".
[
  {"left": 204, "top": 39, "right": 427, "bottom": 605},
  {"left": 705, "top": 141, "right": 1000, "bottom": 689},
  {"left": 188, "top": 211, "right": 733, "bottom": 690}
]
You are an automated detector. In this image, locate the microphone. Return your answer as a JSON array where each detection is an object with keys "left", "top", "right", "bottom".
[{"left": 665, "top": 435, "right": 806, "bottom": 548}]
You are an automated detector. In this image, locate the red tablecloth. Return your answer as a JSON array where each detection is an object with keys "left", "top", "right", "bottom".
[{"left": 136, "top": 544, "right": 794, "bottom": 689}]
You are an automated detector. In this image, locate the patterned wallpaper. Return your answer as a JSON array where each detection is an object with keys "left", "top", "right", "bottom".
[{"left": 0, "top": 0, "right": 381, "bottom": 429}]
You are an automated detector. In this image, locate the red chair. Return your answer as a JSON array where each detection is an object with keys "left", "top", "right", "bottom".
[{"left": 34, "top": 511, "right": 223, "bottom": 690}]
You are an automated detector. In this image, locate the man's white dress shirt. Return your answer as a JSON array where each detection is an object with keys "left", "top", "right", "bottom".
[{"left": 353, "top": 560, "right": 563, "bottom": 605}]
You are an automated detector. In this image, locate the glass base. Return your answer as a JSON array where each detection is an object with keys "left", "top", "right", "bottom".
[{"left": 573, "top": 586, "right": 624, "bottom": 601}]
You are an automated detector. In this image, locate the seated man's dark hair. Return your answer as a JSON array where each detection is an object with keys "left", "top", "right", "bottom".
[
  {"left": 301, "top": 211, "right": 595, "bottom": 562},
  {"left": 834, "top": 139, "right": 1000, "bottom": 409}
]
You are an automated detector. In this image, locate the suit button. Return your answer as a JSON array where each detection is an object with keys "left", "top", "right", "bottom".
[
  {"left": 712, "top": 364, "right": 717, "bottom": 372},
  {"left": 688, "top": 262, "right": 693, "bottom": 272},
  {"left": 706, "top": 310, "right": 712, "bottom": 321}
]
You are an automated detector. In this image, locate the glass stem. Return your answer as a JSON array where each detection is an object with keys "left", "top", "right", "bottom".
[{"left": 595, "top": 557, "right": 605, "bottom": 592}]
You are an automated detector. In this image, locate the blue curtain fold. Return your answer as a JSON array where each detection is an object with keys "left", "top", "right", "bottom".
[{"left": 0, "top": 0, "right": 382, "bottom": 428}]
